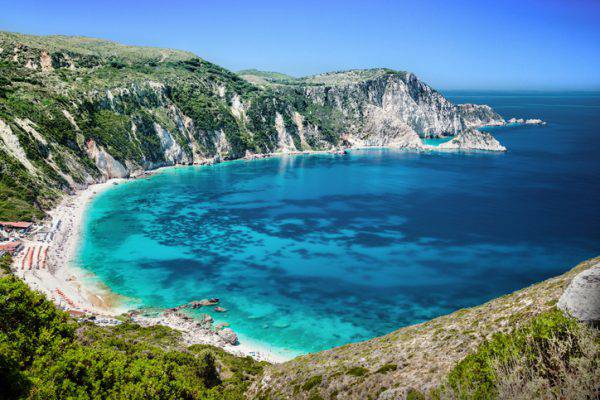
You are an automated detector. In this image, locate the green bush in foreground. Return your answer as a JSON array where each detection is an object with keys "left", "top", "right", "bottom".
[
  {"left": 444, "top": 309, "right": 600, "bottom": 400},
  {"left": 0, "top": 262, "right": 267, "bottom": 399}
]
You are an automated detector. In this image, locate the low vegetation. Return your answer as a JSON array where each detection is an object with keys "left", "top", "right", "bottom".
[
  {"left": 0, "top": 257, "right": 267, "bottom": 400},
  {"left": 433, "top": 309, "right": 599, "bottom": 399},
  {"left": 1, "top": 249, "right": 598, "bottom": 400}
]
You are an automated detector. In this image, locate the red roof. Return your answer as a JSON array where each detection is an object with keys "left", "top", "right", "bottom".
[
  {"left": 0, "top": 221, "right": 33, "bottom": 229},
  {"left": 68, "top": 310, "right": 86, "bottom": 317},
  {"left": 0, "top": 241, "right": 22, "bottom": 251}
]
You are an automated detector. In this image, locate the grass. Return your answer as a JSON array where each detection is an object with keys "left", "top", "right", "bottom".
[{"left": 0, "top": 31, "right": 196, "bottom": 65}]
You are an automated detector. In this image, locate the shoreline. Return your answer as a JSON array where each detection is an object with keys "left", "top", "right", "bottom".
[
  {"left": 8, "top": 125, "right": 535, "bottom": 363},
  {"left": 14, "top": 178, "right": 129, "bottom": 315},
  {"left": 11, "top": 154, "right": 334, "bottom": 364}
]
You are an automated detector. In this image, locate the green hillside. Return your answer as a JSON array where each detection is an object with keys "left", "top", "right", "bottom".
[
  {"left": 0, "top": 254, "right": 267, "bottom": 400},
  {"left": 0, "top": 32, "right": 344, "bottom": 221}
]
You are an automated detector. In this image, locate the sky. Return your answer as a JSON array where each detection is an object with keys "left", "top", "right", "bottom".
[{"left": 0, "top": 0, "right": 599, "bottom": 90}]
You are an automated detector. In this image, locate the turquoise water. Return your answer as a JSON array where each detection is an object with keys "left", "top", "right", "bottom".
[
  {"left": 423, "top": 136, "right": 454, "bottom": 146},
  {"left": 76, "top": 92, "right": 600, "bottom": 358}
]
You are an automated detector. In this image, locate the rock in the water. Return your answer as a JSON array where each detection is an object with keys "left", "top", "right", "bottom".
[
  {"left": 188, "top": 298, "right": 219, "bottom": 308},
  {"left": 437, "top": 128, "right": 507, "bottom": 152},
  {"left": 508, "top": 117, "right": 546, "bottom": 125},
  {"left": 218, "top": 328, "right": 238, "bottom": 345},
  {"left": 214, "top": 306, "right": 227, "bottom": 312},
  {"left": 215, "top": 322, "right": 230, "bottom": 330},
  {"left": 557, "top": 263, "right": 600, "bottom": 325}
]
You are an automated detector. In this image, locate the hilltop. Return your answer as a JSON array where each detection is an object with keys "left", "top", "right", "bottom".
[
  {"left": 236, "top": 69, "right": 299, "bottom": 86},
  {"left": 0, "top": 31, "right": 196, "bottom": 64},
  {"left": 238, "top": 68, "right": 409, "bottom": 87}
]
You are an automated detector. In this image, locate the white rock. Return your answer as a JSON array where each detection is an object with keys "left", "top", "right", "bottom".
[
  {"left": 0, "top": 119, "right": 38, "bottom": 174},
  {"left": 85, "top": 138, "right": 129, "bottom": 179},
  {"left": 275, "top": 112, "right": 297, "bottom": 152},
  {"left": 558, "top": 263, "right": 600, "bottom": 325}
]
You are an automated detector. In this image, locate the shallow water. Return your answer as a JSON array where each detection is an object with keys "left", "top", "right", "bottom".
[
  {"left": 423, "top": 136, "right": 454, "bottom": 146},
  {"left": 76, "top": 91, "right": 600, "bottom": 358}
]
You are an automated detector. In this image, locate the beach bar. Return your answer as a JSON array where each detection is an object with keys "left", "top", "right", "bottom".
[
  {"left": 0, "top": 221, "right": 32, "bottom": 237},
  {"left": 0, "top": 221, "right": 33, "bottom": 231}
]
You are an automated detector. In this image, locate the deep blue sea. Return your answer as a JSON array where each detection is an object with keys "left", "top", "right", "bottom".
[{"left": 75, "top": 91, "right": 600, "bottom": 359}]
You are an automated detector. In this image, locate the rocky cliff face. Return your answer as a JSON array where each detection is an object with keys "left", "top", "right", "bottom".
[
  {"left": 299, "top": 70, "right": 505, "bottom": 145},
  {"left": 0, "top": 32, "right": 509, "bottom": 220}
]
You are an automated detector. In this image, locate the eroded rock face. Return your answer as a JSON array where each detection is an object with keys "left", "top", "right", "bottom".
[
  {"left": 0, "top": 32, "right": 519, "bottom": 206},
  {"left": 0, "top": 119, "right": 38, "bottom": 174},
  {"left": 458, "top": 104, "right": 505, "bottom": 127},
  {"left": 558, "top": 262, "right": 600, "bottom": 325},
  {"left": 85, "top": 138, "right": 129, "bottom": 179}
]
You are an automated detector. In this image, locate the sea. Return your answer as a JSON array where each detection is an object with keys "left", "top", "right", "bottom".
[{"left": 74, "top": 91, "right": 600, "bottom": 359}]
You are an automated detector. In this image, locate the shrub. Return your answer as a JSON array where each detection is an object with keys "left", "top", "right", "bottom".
[
  {"left": 0, "top": 274, "right": 267, "bottom": 399},
  {"left": 445, "top": 309, "right": 600, "bottom": 399},
  {"left": 376, "top": 363, "right": 397, "bottom": 374},
  {"left": 302, "top": 374, "right": 323, "bottom": 391},
  {"left": 346, "top": 366, "right": 369, "bottom": 377}
]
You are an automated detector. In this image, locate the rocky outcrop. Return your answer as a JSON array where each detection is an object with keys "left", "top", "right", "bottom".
[
  {"left": 0, "top": 119, "right": 38, "bottom": 174},
  {"left": 218, "top": 328, "right": 238, "bottom": 345},
  {"left": 437, "top": 128, "right": 507, "bottom": 152},
  {"left": 0, "top": 32, "right": 540, "bottom": 220},
  {"left": 458, "top": 104, "right": 505, "bottom": 127},
  {"left": 508, "top": 117, "right": 546, "bottom": 125},
  {"left": 558, "top": 262, "right": 600, "bottom": 325}
]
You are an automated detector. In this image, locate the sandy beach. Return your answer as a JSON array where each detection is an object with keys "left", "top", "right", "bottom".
[{"left": 13, "top": 178, "right": 128, "bottom": 315}]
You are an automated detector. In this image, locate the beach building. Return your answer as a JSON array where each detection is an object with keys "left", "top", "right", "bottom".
[
  {"left": 0, "top": 221, "right": 33, "bottom": 231},
  {"left": 0, "top": 221, "right": 33, "bottom": 240},
  {"left": 0, "top": 240, "right": 23, "bottom": 255},
  {"left": 67, "top": 310, "right": 87, "bottom": 318}
]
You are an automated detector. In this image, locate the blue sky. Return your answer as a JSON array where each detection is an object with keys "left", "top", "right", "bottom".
[{"left": 1, "top": 0, "right": 599, "bottom": 89}]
